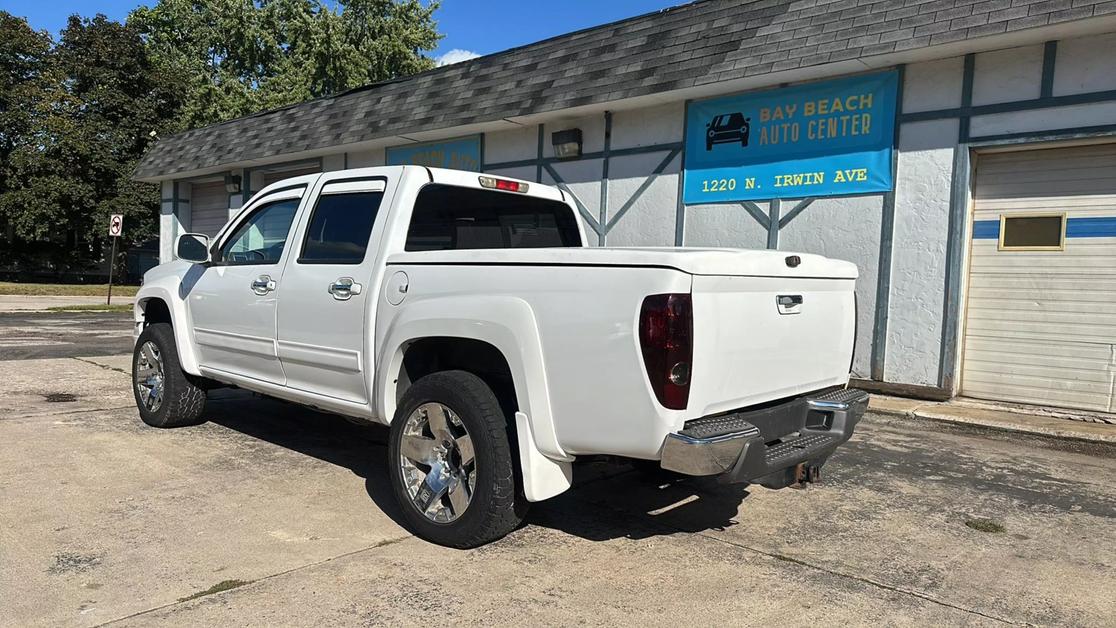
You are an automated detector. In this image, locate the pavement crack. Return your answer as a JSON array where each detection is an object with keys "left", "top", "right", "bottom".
[
  {"left": 93, "top": 535, "right": 412, "bottom": 627},
  {"left": 565, "top": 485, "right": 1026, "bottom": 626},
  {"left": 691, "top": 532, "right": 1025, "bottom": 625},
  {"left": 8, "top": 406, "right": 135, "bottom": 421},
  {"left": 72, "top": 356, "right": 128, "bottom": 374}
]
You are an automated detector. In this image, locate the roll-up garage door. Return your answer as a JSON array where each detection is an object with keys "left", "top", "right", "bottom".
[
  {"left": 190, "top": 181, "right": 230, "bottom": 238},
  {"left": 962, "top": 143, "right": 1116, "bottom": 413}
]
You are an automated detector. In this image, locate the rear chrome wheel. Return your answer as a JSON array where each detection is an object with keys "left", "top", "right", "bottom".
[
  {"left": 398, "top": 402, "right": 477, "bottom": 523},
  {"left": 387, "top": 370, "right": 526, "bottom": 548},
  {"left": 134, "top": 341, "right": 165, "bottom": 413}
]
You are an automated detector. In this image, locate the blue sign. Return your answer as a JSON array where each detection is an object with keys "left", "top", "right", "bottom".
[
  {"left": 387, "top": 135, "right": 482, "bottom": 171},
  {"left": 683, "top": 72, "right": 898, "bottom": 204}
]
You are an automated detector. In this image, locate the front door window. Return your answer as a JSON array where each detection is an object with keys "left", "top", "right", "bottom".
[{"left": 220, "top": 198, "right": 300, "bottom": 264}]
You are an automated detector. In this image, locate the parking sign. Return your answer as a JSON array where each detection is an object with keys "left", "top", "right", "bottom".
[{"left": 108, "top": 214, "right": 124, "bottom": 237}]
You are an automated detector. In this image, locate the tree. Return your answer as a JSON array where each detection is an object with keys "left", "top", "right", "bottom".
[
  {"left": 310, "top": 0, "right": 442, "bottom": 95},
  {"left": 131, "top": 0, "right": 442, "bottom": 129},
  {"left": 0, "top": 15, "right": 182, "bottom": 273},
  {"left": 0, "top": 1, "right": 441, "bottom": 277},
  {"left": 0, "top": 12, "right": 52, "bottom": 261}
]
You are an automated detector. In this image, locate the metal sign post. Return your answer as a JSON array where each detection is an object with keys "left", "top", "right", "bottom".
[{"left": 107, "top": 214, "right": 123, "bottom": 305}]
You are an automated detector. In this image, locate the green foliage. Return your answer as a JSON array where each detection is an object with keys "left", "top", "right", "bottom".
[
  {"left": 964, "top": 518, "right": 1006, "bottom": 534},
  {"left": 0, "top": 14, "right": 178, "bottom": 272},
  {"left": 0, "top": 2, "right": 441, "bottom": 276},
  {"left": 131, "top": 0, "right": 441, "bottom": 129},
  {"left": 0, "top": 13, "right": 52, "bottom": 244}
]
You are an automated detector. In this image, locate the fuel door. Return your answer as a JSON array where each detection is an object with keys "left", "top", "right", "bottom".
[{"left": 385, "top": 271, "right": 409, "bottom": 306}]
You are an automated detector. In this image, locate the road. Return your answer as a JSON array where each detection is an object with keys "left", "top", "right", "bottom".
[
  {"left": 0, "top": 318, "right": 1113, "bottom": 625},
  {"left": 0, "top": 312, "right": 134, "bottom": 360}
]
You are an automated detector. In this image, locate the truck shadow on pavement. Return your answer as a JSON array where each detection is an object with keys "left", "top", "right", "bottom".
[
  {"left": 203, "top": 389, "right": 750, "bottom": 543},
  {"left": 203, "top": 390, "right": 409, "bottom": 527},
  {"left": 527, "top": 468, "right": 751, "bottom": 542}
]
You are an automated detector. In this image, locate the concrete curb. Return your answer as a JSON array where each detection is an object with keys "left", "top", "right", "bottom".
[{"left": 869, "top": 395, "right": 1116, "bottom": 445}]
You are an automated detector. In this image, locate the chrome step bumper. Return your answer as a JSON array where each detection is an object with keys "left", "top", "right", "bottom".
[{"left": 660, "top": 388, "right": 868, "bottom": 486}]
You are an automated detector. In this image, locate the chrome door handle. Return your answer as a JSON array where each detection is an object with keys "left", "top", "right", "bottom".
[
  {"left": 328, "top": 277, "right": 362, "bottom": 300},
  {"left": 251, "top": 275, "right": 276, "bottom": 295},
  {"left": 776, "top": 294, "right": 803, "bottom": 315}
]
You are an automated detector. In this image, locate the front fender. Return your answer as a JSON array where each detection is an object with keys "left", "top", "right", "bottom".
[
  {"left": 375, "top": 295, "right": 568, "bottom": 462},
  {"left": 134, "top": 261, "right": 204, "bottom": 376}
]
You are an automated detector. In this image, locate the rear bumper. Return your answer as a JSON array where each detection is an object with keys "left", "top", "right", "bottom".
[{"left": 660, "top": 388, "right": 868, "bottom": 487}]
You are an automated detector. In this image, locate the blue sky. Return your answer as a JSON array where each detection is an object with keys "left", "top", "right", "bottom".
[{"left": 1, "top": 1, "right": 683, "bottom": 64}]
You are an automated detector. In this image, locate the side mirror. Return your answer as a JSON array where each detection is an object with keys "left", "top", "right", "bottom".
[{"left": 176, "top": 233, "right": 211, "bottom": 263}]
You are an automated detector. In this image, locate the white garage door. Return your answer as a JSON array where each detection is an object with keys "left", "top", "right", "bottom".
[
  {"left": 190, "top": 181, "right": 230, "bottom": 237},
  {"left": 963, "top": 143, "right": 1116, "bottom": 413}
]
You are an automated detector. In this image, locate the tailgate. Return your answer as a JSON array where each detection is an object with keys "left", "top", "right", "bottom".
[{"left": 687, "top": 274, "right": 857, "bottom": 417}]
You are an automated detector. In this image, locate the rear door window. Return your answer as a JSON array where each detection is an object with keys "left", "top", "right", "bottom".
[
  {"left": 299, "top": 187, "right": 385, "bottom": 264},
  {"left": 405, "top": 184, "right": 581, "bottom": 252}
]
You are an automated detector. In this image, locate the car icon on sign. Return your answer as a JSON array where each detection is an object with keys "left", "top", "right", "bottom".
[{"left": 706, "top": 112, "right": 750, "bottom": 151}]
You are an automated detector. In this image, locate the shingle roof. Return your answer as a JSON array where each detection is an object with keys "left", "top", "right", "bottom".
[{"left": 135, "top": 0, "right": 1114, "bottom": 180}]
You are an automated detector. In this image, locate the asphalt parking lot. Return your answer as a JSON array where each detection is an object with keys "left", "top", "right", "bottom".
[
  {"left": 0, "top": 311, "right": 134, "bottom": 360},
  {"left": 1, "top": 313, "right": 1114, "bottom": 626}
]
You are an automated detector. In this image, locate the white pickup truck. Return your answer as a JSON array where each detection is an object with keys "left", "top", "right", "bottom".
[{"left": 132, "top": 166, "right": 867, "bottom": 547}]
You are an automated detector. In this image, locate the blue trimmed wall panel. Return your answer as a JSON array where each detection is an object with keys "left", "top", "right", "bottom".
[{"left": 972, "top": 217, "right": 1116, "bottom": 240}]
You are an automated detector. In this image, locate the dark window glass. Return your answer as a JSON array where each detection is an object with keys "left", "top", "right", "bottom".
[
  {"left": 405, "top": 184, "right": 581, "bottom": 252},
  {"left": 220, "top": 198, "right": 300, "bottom": 264},
  {"left": 300, "top": 191, "right": 384, "bottom": 263},
  {"left": 1001, "top": 214, "right": 1064, "bottom": 249}
]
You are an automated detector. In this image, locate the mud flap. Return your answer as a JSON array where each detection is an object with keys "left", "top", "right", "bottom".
[{"left": 515, "top": 411, "right": 573, "bottom": 502}]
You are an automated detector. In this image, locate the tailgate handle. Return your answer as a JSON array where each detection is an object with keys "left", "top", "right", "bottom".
[{"left": 777, "top": 294, "right": 803, "bottom": 315}]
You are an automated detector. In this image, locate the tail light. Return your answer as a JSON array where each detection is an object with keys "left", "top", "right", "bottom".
[
  {"left": 639, "top": 293, "right": 693, "bottom": 410},
  {"left": 478, "top": 175, "right": 529, "bottom": 193}
]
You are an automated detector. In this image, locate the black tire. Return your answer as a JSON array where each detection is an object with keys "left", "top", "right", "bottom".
[
  {"left": 388, "top": 370, "right": 526, "bottom": 548},
  {"left": 132, "top": 322, "right": 207, "bottom": 428}
]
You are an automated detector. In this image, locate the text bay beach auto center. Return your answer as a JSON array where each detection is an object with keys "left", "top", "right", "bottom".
[{"left": 135, "top": 0, "right": 1116, "bottom": 414}]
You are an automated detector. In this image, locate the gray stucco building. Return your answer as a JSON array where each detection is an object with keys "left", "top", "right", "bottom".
[{"left": 137, "top": 0, "right": 1116, "bottom": 412}]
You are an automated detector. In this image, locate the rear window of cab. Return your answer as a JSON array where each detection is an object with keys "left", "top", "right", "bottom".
[{"left": 405, "top": 184, "right": 581, "bottom": 252}]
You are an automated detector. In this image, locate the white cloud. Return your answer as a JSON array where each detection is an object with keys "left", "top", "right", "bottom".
[{"left": 436, "top": 49, "right": 481, "bottom": 67}]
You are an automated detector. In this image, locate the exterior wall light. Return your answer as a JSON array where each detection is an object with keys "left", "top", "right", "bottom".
[
  {"left": 224, "top": 173, "right": 242, "bottom": 194},
  {"left": 552, "top": 128, "right": 583, "bottom": 160}
]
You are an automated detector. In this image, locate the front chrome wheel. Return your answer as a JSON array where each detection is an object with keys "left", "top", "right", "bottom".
[
  {"left": 398, "top": 402, "right": 476, "bottom": 523},
  {"left": 134, "top": 340, "right": 165, "bottom": 412}
]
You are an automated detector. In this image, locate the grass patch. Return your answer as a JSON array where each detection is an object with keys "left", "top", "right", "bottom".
[
  {"left": 46, "top": 303, "right": 133, "bottom": 313},
  {"left": 178, "top": 579, "right": 253, "bottom": 602},
  {"left": 964, "top": 518, "right": 1006, "bottom": 533},
  {"left": 0, "top": 281, "right": 139, "bottom": 297}
]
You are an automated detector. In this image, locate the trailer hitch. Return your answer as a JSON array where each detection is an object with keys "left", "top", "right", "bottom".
[{"left": 792, "top": 462, "right": 821, "bottom": 486}]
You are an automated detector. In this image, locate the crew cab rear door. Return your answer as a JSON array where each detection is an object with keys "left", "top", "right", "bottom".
[{"left": 274, "top": 176, "right": 392, "bottom": 404}]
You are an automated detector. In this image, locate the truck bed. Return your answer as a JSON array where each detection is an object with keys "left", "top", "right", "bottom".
[{"left": 382, "top": 246, "right": 857, "bottom": 458}]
